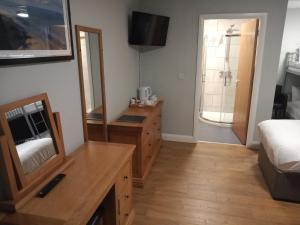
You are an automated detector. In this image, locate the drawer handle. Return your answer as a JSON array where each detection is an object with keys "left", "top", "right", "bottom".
[
  {"left": 148, "top": 144, "right": 152, "bottom": 147},
  {"left": 125, "top": 195, "right": 130, "bottom": 199},
  {"left": 125, "top": 213, "right": 129, "bottom": 217},
  {"left": 124, "top": 176, "right": 129, "bottom": 180},
  {"left": 146, "top": 132, "right": 150, "bottom": 135}
]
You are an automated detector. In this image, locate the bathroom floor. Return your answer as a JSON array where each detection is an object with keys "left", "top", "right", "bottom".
[
  {"left": 202, "top": 111, "right": 233, "bottom": 124},
  {"left": 196, "top": 117, "right": 241, "bottom": 145}
]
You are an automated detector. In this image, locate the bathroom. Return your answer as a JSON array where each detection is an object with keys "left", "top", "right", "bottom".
[{"left": 196, "top": 18, "right": 259, "bottom": 145}]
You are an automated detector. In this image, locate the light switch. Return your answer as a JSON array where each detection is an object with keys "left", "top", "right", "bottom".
[{"left": 178, "top": 73, "right": 185, "bottom": 80}]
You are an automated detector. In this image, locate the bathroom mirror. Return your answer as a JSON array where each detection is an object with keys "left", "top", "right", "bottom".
[
  {"left": 75, "top": 25, "right": 108, "bottom": 142},
  {"left": 0, "top": 93, "right": 65, "bottom": 189}
]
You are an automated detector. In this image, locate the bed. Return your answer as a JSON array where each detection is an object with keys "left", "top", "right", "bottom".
[
  {"left": 16, "top": 137, "right": 56, "bottom": 173},
  {"left": 258, "top": 120, "right": 300, "bottom": 202}
]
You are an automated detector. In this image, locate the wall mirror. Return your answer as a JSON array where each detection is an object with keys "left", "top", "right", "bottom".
[
  {"left": 0, "top": 94, "right": 65, "bottom": 198},
  {"left": 75, "top": 25, "right": 108, "bottom": 142}
]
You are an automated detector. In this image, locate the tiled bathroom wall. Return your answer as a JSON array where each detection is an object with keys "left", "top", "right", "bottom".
[{"left": 201, "top": 19, "right": 250, "bottom": 122}]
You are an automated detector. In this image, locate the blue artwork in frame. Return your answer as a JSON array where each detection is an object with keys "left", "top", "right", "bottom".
[{"left": 0, "top": 0, "right": 74, "bottom": 65}]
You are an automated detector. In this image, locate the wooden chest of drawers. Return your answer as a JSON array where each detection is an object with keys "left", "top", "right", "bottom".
[{"left": 108, "top": 101, "right": 163, "bottom": 187}]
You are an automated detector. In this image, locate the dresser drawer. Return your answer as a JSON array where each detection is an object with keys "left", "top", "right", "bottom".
[
  {"left": 116, "top": 160, "right": 132, "bottom": 225},
  {"left": 118, "top": 192, "right": 132, "bottom": 225},
  {"left": 142, "top": 133, "right": 154, "bottom": 160},
  {"left": 153, "top": 115, "right": 161, "bottom": 128},
  {"left": 116, "top": 160, "right": 132, "bottom": 195},
  {"left": 142, "top": 125, "right": 153, "bottom": 142}
]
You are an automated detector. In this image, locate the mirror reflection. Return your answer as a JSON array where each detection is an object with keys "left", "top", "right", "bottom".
[
  {"left": 80, "top": 31, "right": 103, "bottom": 121},
  {"left": 5, "top": 101, "right": 56, "bottom": 174}
]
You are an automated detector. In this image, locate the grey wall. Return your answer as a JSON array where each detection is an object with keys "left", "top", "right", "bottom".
[
  {"left": 139, "top": 0, "right": 288, "bottom": 142},
  {"left": 278, "top": 8, "right": 300, "bottom": 84},
  {"left": 0, "top": 0, "right": 139, "bottom": 155}
]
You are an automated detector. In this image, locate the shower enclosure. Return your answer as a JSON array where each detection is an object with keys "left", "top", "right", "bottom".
[{"left": 200, "top": 19, "right": 246, "bottom": 125}]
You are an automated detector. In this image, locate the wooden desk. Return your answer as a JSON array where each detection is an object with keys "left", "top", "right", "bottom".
[
  {"left": 1, "top": 142, "right": 135, "bottom": 225},
  {"left": 109, "top": 101, "right": 163, "bottom": 187}
]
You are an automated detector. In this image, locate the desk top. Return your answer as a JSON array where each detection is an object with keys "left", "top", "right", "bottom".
[{"left": 1, "top": 142, "right": 135, "bottom": 225}]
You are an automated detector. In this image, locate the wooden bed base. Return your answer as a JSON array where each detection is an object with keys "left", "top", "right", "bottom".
[{"left": 258, "top": 145, "right": 300, "bottom": 203}]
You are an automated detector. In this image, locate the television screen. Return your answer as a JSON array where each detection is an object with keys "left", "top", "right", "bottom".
[{"left": 129, "top": 11, "right": 170, "bottom": 46}]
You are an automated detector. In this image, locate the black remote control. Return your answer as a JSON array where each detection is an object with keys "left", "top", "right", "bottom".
[{"left": 37, "top": 174, "right": 66, "bottom": 198}]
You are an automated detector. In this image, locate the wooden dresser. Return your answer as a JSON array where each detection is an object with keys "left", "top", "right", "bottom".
[
  {"left": 87, "top": 120, "right": 106, "bottom": 141},
  {"left": 0, "top": 142, "right": 135, "bottom": 225},
  {"left": 108, "top": 101, "right": 163, "bottom": 187}
]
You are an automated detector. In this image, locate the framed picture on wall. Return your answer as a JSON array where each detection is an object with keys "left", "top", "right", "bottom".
[{"left": 0, "top": 0, "right": 74, "bottom": 65}]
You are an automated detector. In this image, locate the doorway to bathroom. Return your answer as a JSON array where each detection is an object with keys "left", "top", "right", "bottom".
[{"left": 195, "top": 16, "right": 261, "bottom": 145}]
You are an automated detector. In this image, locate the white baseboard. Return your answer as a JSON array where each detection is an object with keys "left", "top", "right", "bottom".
[
  {"left": 162, "top": 133, "right": 197, "bottom": 143},
  {"left": 162, "top": 134, "right": 261, "bottom": 149},
  {"left": 246, "top": 141, "right": 260, "bottom": 150}
]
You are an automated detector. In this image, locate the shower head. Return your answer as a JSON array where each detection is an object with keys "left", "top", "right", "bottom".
[{"left": 226, "top": 24, "right": 239, "bottom": 34}]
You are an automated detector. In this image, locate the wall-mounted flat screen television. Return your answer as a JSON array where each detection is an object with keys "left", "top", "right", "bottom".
[{"left": 129, "top": 11, "right": 170, "bottom": 46}]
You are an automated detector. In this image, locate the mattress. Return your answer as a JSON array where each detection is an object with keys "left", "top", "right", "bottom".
[
  {"left": 16, "top": 138, "right": 56, "bottom": 173},
  {"left": 287, "top": 101, "right": 300, "bottom": 119},
  {"left": 258, "top": 120, "right": 300, "bottom": 172}
]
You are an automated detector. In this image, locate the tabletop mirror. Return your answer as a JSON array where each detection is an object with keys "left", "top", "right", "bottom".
[
  {"left": 6, "top": 101, "right": 58, "bottom": 174},
  {"left": 75, "top": 25, "right": 108, "bottom": 142},
  {"left": 0, "top": 94, "right": 65, "bottom": 203}
]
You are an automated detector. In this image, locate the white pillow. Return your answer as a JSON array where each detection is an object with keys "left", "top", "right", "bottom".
[{"left": 292, "top": 86, "right": 300, "bottom": 102}]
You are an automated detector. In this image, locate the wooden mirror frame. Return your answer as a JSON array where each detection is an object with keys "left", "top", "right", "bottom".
[
  {"left": 0, "top": 93, "right": 67, "bottom": 211},
  {"left": 75, "top": 25, "right": 108, "bottom": 142}
]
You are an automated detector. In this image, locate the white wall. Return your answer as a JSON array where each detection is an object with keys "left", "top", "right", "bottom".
[
  {"left": 278, "top": 8, "right": 300, "bottom": 84},
  {"left": 139, "top": 0, "right": 288, "bottom": 143},
  {"left": 0, "top": 0, "right": 139, "bottom": 155}
]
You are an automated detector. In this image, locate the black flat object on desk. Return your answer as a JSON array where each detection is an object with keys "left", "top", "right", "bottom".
[
  {"left": 36, "top": 174, "right": 66, "bottom": 198},
  {"left": 87, "top": 113, "right": 103, "bottom": 121},
  {"left": 117, "top": 115, "right": 146, "bottom": 123}
]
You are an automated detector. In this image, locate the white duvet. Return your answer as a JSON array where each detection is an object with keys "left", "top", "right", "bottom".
[
  {"left": 16, "top": 138, "right": 56, "bottom": 173},
  {"left": 258, "top": 120, "right": 300, "bottom": 172}
]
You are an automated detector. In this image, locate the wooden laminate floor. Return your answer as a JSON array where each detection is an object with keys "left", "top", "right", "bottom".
[{"left": 133, "top": 141, "right": 300, "bottom": 225}]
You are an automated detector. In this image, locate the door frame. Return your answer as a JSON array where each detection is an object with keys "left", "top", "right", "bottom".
[{"left": 193, "top": 13, "right": 268, "bottom": 147}]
